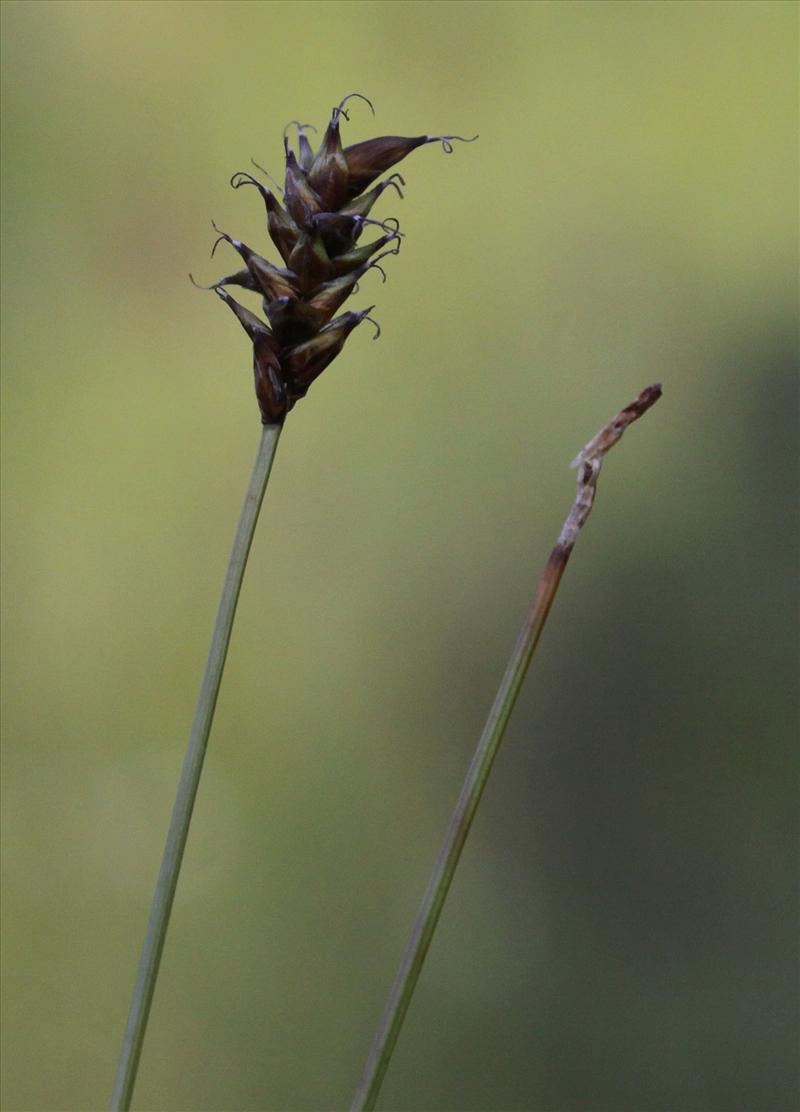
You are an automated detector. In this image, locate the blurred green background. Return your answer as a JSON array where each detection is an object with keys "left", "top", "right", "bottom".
[{"left": 1, "top": 2, "right": 797, "bottom": 1110}]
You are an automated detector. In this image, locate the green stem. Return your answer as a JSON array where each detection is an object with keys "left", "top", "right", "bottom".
[
  {"left": 351, "top": 384, "right": 662, "bottom": 1111},
  {"left": 110, "top": 422, "right": 282, "bottom": 1112}
]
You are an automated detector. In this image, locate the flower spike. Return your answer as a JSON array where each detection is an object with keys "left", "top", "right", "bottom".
[{"left": 200, "top": 95, "right": 474, "bottom": 423}]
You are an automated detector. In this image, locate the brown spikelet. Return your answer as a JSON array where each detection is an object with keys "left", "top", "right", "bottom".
[{"left": 199, "top": 96, "right": 475, "bottom": 424}]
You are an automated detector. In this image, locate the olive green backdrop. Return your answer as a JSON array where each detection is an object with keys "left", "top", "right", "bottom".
[{"left": 1, "top": 2, "right": 797, "bottom": 1110}]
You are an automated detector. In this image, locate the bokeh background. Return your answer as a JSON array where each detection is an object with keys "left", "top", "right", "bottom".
[{"left": 1, "top": 2, "right": 797, "bottom": 1110}]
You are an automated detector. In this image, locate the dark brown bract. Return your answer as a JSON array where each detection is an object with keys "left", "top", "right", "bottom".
[{"left": 198, "top": 94, "right": 475, "bottom": 424}]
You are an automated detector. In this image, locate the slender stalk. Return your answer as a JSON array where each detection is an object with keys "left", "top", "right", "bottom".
[
  {"left": 351, "top": 385, "right": 662, "bottom": 1111},
  {"left": 110, "top": 422, "right": 283, "bottom": 1112}
]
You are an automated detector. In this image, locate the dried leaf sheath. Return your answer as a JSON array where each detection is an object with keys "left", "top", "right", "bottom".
[{"left": 198, "top": 95, "right": 476, "bottom": 423}]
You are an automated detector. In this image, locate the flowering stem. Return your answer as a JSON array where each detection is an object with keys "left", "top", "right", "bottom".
[
  {"left": 351, "top": 385, "right": 662, "bottom": 1112},
  {"left": 110, "top": 422, "right": 283, "bottom": 1112}
]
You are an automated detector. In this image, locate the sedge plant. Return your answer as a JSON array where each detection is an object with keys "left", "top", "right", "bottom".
[
  {"left": 112, "top": 92, "right": 662, "bottom": 1112},
  {"left": 110, "top": 94, "right": 475, "bottom": 1111}
]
